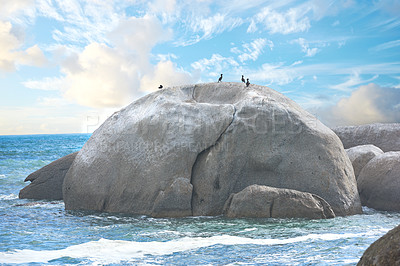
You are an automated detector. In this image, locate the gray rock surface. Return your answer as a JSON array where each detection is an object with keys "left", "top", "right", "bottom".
[
  {"left": 346, "top": 145, "right": 384, "bottom": 179},
  {"left": 223, "top": 185, "right": 335, "bottom": 219},
  {"left": 333, "top": 123, "right": 400, "bottom": 152},
  {"left": 358, "top": 224, "right": 400, "bottom": 266},
  {"left": 19, "top": 152, "right": 78, "bottom": 200},
  {"left": 63, "top": 82, "right": 361, "bottom": 217},
  {"left": 357, "top": 152, "right": 400, "bottom": 211}
]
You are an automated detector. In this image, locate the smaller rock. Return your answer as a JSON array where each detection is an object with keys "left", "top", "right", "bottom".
[
  {"left": 358, "top": 224, "right": 400, "bottom": 266},
  {"left": 223, "top": 185, "right": 335, "bottom": 219},
  {"left": 346, "top": 145, "right": 384, "bottom": 179},
  {"left": 19, "top": 152, "right": 78, "bottom": 200},
  {"left": 357, "top": 152, "right": 400, "bottom": 211}
]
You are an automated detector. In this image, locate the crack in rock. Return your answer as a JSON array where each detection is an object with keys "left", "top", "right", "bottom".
[{"left": 190, "top": 104, "right": 237, "bottom": 215}]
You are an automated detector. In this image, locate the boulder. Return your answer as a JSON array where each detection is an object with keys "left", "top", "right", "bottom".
[
  {"left": 358, "top": 224, "right": 400, "bottom": 266},
  {"left": 333, "top": 123, "right": 400, "bottom": 152},
  {"left": 223, "top": 185, "right": 335, "bottom": 219},
  {"left": 63, "top": 82, "right": 361, "bottom": 217},
  {"left": 346, "top": 145, "right": 384, "bottom": 179},
  {"left": 19, "top": 152, "right": 78, "bottom": 200},
  {"left": 357, "top": 152, "right": 400, "bottom": 211}
]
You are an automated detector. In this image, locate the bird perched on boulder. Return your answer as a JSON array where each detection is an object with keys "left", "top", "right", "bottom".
[
  {"left": 218, "top": 74, "right": 223, "bottom": 83},
  {"left": 246, "top": 79, "right": 250, "bottom": 87},
  {"left": 241, "top": 75, "right": 245, "bottom": 83},
  {"left": 158, "top": 85, "right": 163, "bottom": 89}
]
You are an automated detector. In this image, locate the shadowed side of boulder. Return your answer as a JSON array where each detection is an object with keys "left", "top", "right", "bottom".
[
  {"left": 358, "top": 224, "right": 400, "bottom": 266},
  {"left": 223, "top": 185, "right": 335, "bottom": 219},
  {"left": 346, "top": 145, "right": 384, "bottom": 179},
  {"left": 357, "top": 152, "right": 400, "bottom": 211},
  {"left": 19, "top": 152, "right": 78, "bottom": 200}
]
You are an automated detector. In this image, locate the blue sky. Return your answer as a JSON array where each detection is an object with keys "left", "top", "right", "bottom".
[{"left": 0, "top": 0, "right": 399, "bottom": 135}]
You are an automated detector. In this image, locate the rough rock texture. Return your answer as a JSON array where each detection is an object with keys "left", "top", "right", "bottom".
[
  {"left": 63, "top": 82, "right": 361, "bottom": 217},
  {"left": 346, "top": 145, "right": 384, "bottom": 179},
  {"left": 358, "top": 224, "right": 400, "bottom": 266},
  {"left": 223, "top": 185, "right": 335, "bottom": 219},
  {"left": 19, "top": 152, "right": 78, "bottom": 200},
  {"left": 357, "top": 152, "right": 400, "bottom": 211},
  {"left": 333, "top": 123, "right": 400, "bottom": 152}
]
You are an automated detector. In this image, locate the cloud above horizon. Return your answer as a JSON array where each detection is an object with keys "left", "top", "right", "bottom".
[{"left": 318, "top": 83, "right": 400, "bottom": 127}]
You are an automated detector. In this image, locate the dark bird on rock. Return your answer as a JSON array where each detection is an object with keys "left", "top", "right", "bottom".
[
  {"left": 241, "top": 75, "right": 245, "bottom": 83},
  {"left": 218, "top": 74, "right": 223, "bottom": 83},
  {"left": 246, "top": 79, "right": 250, "bottom": 87},
  {"left": 158, "top": 85, "right": 163, "bottom": 89}
]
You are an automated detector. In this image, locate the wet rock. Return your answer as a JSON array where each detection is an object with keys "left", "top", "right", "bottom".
[
  {"left": 223, "top": 184, "right": 335, "bottom": 219},
  {"left": 358, "top": 224, "right": 400, "bottom": 266}
]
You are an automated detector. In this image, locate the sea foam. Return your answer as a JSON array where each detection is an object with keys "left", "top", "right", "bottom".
[{"left": 0, "top": 230, "right": 388, "bottom": 264}]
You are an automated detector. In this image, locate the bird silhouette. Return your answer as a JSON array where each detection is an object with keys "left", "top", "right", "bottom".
[
  {"left": 246, "top": 79, "right": 250, "bottom": 87},
  {"left": 241, "top": 75, "right": 245, "bottom": 83},
  {"left": 218, "top": 74, "right": 223, "bottom": 83},
  {"left": 158, "top": 85, "right": 163, "bottom": 89}
]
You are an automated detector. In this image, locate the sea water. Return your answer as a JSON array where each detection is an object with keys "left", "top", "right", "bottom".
[{"left": 0, "top": 134, "right": 399, "bottom": 265}]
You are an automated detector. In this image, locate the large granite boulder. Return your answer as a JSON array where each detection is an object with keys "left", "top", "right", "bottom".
[
  {"left": 63, "top": 82, "right": 361, "bottom": 217},
  {"left": 346, "top": 145, "right": 384, "bottom": 179},
  {"left": 357, "top": 152, "right": 400, "bottom": 211},
  {"left": 333, "top": 123, "right": 400, "bottom": 152},
  {"left": 19, "top": 152, "right": 78, "bottom": 200},
  {"left": 223, "top": 185, "right": 335, "bottom": 219},
  {"left": 358, "top": 224, "right": 400, "bottom": 266}
]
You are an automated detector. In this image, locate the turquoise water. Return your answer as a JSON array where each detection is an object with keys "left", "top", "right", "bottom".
[{"left": 0, "top": 134, "right": 399, "bottom": 265}]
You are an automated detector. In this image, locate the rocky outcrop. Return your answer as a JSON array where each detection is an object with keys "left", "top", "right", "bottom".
[
  {"left": 357, "top": 152, "right": 400, "bottom": 211},
  {"left": 333, "top": 123, "right": 400, "bottom": 152},
  {"left": 19, "top": 152, "right": 78, "bottom": 200},
  {"left": 346, "top": 145, "right": 384, "bottom": 179},
  {"left": 358, "top": 224, "right": 400, "bottom": 266},
  {"left": 223, "top": 185, "right": 335, "bottom": 219},
  {"left": 63, "top": 82, "right": 361, "bottom": 217}
]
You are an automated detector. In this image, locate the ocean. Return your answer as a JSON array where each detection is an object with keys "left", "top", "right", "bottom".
[{"left": 0, "top": 134, "right": 399, "bottom": 265}]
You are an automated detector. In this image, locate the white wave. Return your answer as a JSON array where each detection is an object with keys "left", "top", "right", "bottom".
[
  {"left": 0, "top": 230, "right": 389, "bottom": 264},
  {"left": 0, "top": 194, "right": 18, "bottom": 200},
  {"left": 0, "top": 174, "right": 6, "bottom": 179}
]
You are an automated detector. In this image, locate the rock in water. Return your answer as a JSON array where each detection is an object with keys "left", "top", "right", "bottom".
[
  {"left": 223, "top": 185, "right": 335, "bottom": 219},
  {"left": 357, "top": 151, "right": 400, "bottom": 211},
  {"left": 19, "top": 152, "right": 78, "bottom": 200},
  {"left": 333, "top": 123, "right": 400, "bottom": 152},
  {"left": 63, "top": 83, "right": 361, "bottom": 217},
  {"left": 358, "top": 224, "right": 400, "bottom": 266},
  {"left": 346, "top": 145, "right": 384, "bottom": 179}
]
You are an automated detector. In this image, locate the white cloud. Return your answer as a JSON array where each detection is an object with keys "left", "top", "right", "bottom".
[
  {"left": 180, "top": 13, "right": 243, "bottom": 46},
  {"left": 330, "top": 71, "right": 378, "bottom": 92},
  {"left": 293, "top": 38, "right": 320, "bottom": 57},
  {"left": 0, "top": 0, "right": 35, "bottom": 20},
  {"left": 319, "top": 83, "right": 400, "bottom": 126},
  {"left": 191, "top": 54, "right": 239, "bottom": 77},
  {"left": 371, "top": 39, "right": 400, "bottom": 52},
  {"left": 248, "top": 6, "right": 311, "bottom": 34},
  {"left": 232, "top": 38, "right": 273, "bottom": 63},
  {"left": 61, "top": 43, "right": 140, "bottom": 108},
  {"left": 23, "top": 13, "right": 197, "bottom": 109},
  {"left": 0, "top": 21, "right": 47, "bottom": 71},
  {"left": 249, "top": 63, "right": 297, "bottom": 85},
  {"left": 140, "top": 60, "right": 195, "bottom": 92},
  {"left": 22, "top": 77, "right": 66, "bottom": 91}
]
